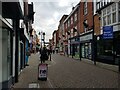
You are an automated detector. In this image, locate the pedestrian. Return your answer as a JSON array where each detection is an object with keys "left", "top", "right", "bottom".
[
  {"left": 40, "top": 47, "right": 48, "bottom": 63},
  {"left": 47, "top": 49, "right": 52, "bottom": 61},
  {"left": 26, "top": 47, "right": 31, "bottom": 66}
]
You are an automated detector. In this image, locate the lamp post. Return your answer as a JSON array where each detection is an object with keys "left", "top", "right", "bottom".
[
  {"left": 39, "top": 31, "right": 43, "bottom": 49},
  {"left": 43, "top": 32, "right": 45, "bottom": 47}
]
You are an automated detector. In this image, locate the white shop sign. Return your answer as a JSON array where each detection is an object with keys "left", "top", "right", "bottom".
[{"left": 80, "top": 33, "right": 92, "bottom": 42}]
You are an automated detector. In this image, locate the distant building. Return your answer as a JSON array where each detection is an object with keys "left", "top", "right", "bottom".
[{"left": 58, "top": 15, "right": 68, "bottom": 55}]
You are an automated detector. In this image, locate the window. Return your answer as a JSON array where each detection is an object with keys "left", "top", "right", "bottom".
[
  {"left": 97, "top": 39, "right": 113, "bottom": 56},
  {"left": 71, "top": 29, "right": 73, "bottom": 37},
  {"left": 112, "top": 12, "right": 116, "bottom": 23},
  {"left": 119, "top": 2, "right": 120, "bottom": 22},
  {"left": 103, "top": 9, "right": 106, "bottom": 16},
  {"left": 107, "top": 7, "right": 111, "bottom": 24},
  {"left": 68, "top": 20, "right": 70, "bottom": 27},
  {"left": 101, "top": 3, "right": 117, "bottom": 26},
  {"left": 66, "top": 22, "right": 68, "bottom": 29},
  {"left": 84, "top": 0, "right": 87, "bottom": 15},
  {"left": 74, "top": 13, "right": 77, "bottom": 21},
  {"left": 71, "top": 17, "right": 73, "bottom": 24},
  {"left": 103, "top": 16, "right": 107, "bottom": 25},
  {"left": 112, "top": 3, "right": 116, "bottom": 11},
  {"left": 112, "top": 3, "right": 116, "bottom": 23},
  {"left": 107, "top": 14, "right": 111, "bottom": 24},
  {"left": 84, "top": 20, "right": 87, "bottom": 32}
]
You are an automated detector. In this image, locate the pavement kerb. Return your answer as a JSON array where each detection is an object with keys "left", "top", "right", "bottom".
[
  {"left": 59, "top": 54, "right": 119, "bottom": 73},
  {"left": 81, "top": 58, "right": 119, "bottom": 73}
]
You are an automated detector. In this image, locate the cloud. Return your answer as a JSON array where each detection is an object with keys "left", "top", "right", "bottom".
[{"left": 30, "top": 0, "right": 79, "bottom": 42}]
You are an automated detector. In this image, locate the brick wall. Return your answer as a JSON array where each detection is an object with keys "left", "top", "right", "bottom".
[{"left": 79, "top": 1, "right": 93, "bottom": 33}]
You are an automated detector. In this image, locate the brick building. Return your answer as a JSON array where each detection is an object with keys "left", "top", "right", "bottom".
[
  {"left": 63, "top": 3, "right": 80, "bottom": 57},
  {"left": 79, "top": 0, "right": 94, "bottom": 60},
  {"left": 58, "top": 15, "right": 68, "bottom": 54}
]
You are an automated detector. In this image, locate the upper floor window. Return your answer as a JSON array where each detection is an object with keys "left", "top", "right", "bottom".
[
  {"left": 112, "top": 3, "right": 116, "bottom": 23},
  {"left": 71, "top": 17, "right": 73, "bottom": 24},
  {"left": 68, "top": 19, "right": 70, "bottom": 27},
  {"left": 84, "top": 20, "right": 87, "bottom": 32},
  {"left": 84, "top": 1, "right": 87, "bottom": 15},
  {"left": 65, "top": 22, "right": 67, "bottom": 29},
  {"left": 119, "top": 2, "right": 120, "bottom": 22},
  {"left": 102, "top": 3, "right": 117, "bottom": 26},
  {"left": 74, "top": 13, "right": 77, "bottom": 21}
]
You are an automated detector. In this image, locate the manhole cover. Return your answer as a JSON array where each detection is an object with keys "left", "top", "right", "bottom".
[{"left": 29, "top": 83, "right": 40, "bottom": 88}]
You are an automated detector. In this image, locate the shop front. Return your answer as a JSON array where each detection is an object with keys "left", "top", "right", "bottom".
[
  {"left": 0, "top": 18, "right": 13, "bottom": 89},
  {"left": 70, "top": 36, "right": 80, "bottom": 59},
  {"left": 80, "top": 32, "right": 93, "bottom": 60},
  {"left": 96, "top": 31, "right": 120, "bottom": 65}
]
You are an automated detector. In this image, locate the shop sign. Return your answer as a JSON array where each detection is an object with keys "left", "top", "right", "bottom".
[
  {"left": 80, "top": 33, "right": 92, "bottom": 42},
  {"left": 103, "top": 26, "right": 113, "bottom": 39}
]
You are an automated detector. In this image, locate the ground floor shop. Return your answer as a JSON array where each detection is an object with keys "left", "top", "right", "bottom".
[
  {"left": 69, "top": 36, "right": 80, "bottom": 59},
  {"left": 79, "top": 32, "right": 93, "bottom": 60},
  {"left": 96, "top": 31, "right": 120, "bottom": 65},
  {"left": 80, "top": 42, "right": 92, "bottom": 59},
  {"left": 0, "top": 22, "right": 13, "bottom": 88}
]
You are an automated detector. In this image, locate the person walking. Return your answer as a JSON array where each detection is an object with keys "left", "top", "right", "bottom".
[
  {"left": 40, "top": 47, "right": 48, "bottom": 63},
  {"left": 26, "top": 47, "right": 31, "bottom": 66}
]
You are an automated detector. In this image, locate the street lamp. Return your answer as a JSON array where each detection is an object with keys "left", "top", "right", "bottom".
[
  {"left": 43, "top": 32, "right": 45, "bottom": 47},
  {"left": 39, "top": 31, "right": 45, "bottom": 48}
]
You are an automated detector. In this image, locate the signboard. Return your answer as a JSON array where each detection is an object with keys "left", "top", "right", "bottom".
[
  {"left": 80, "top": 33, "right": 92, "bottom": 42},
  {"left": 38, "top": 64, "right": 48, "bottom": 78},
  {"left": 103, "top": 26, "right": 113, "bottom": 39}
]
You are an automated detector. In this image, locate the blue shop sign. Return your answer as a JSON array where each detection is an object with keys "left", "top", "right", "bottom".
[{"left": 103, "top": 26, "right": 113, "bottom": 39}]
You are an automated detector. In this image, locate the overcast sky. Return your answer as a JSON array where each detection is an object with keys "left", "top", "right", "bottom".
[{"left": 28, "top": 0, "right": 80, "bottom": 42}]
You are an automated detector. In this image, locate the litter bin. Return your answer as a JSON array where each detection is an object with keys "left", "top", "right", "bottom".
[{"left": 38, "top": 63, "right": 48, "bottom": 81}]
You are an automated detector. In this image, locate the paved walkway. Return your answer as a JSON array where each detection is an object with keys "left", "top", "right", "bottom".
[
  {"left": 13, "top": 53, "right": 119, "bottom": 88},
  {"left": 13, "top": 53, "right": 54, "bottom": 88}
]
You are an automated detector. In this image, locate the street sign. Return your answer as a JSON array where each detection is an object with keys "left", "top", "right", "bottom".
[{"left": 103, "top": 26, "right": 113, "bottom": 39}]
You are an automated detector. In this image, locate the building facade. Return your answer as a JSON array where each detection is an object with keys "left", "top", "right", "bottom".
[
  {"left": 63, "top": 3, "right": 80, "bottom": 58},
  {"left": 95, "top": 0, "right": 120, "bottom": 65},
  {"left": 79, "top": 0, "right": 94, "bottom": 60},
  {"left": 58, "top": 15, "right": 68, "bottom": 55},
  {"left": 1, "top": 0, "right": 35, "bottom": 89},
  {"left": 1, "top": 1, "right": 24, "bottom": 89}
]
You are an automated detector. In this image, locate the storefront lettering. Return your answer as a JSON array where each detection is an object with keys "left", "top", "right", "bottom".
[{"left": 80, "top": 34, "right": 92, "bottom": 42}]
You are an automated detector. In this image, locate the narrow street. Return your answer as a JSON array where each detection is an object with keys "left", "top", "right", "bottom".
[{"left": 13, "top": 53, "right": 119, "bottom": 88}]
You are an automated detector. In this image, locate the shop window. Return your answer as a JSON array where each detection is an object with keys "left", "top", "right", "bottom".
[{"left": 97, "top": 39, "right": 113, "bottom": 56}]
